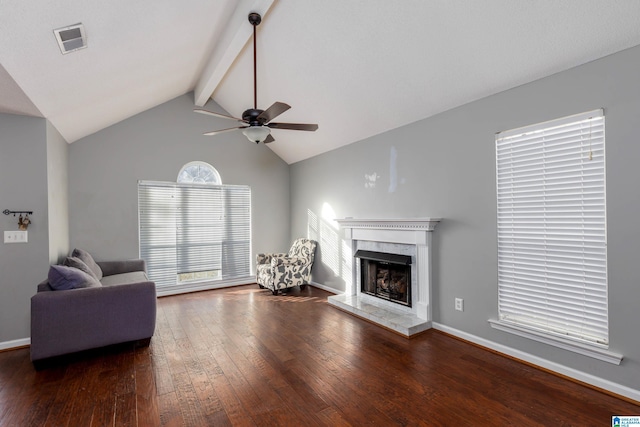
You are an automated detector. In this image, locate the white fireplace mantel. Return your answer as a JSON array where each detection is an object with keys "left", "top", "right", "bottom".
[
  {"left": 328, "top": 218, "right": 441, "bottom": 337},
  {"left": 335, "top": 218, "right": 441, "bottom": 231}
]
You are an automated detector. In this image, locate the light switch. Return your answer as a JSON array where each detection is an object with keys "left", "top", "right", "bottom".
[{"left": 4, "top": 231, "right": 28, "bottom": 243}]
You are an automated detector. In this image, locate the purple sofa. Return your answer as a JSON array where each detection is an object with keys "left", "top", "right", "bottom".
[{"left": 30, "top": 259, "right": 156, "bottom": 363}]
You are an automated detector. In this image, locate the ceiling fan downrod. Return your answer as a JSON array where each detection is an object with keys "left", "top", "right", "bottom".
[{"left": 248, "top": 12, "right": 261, "bottom": 110}]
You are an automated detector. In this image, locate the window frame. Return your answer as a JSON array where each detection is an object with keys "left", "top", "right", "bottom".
[
  {"left": 138, "top": 179, "right": 252, "bottom": 296},
  {"left": 490, "top": 109, "right": 622, "bottom": 364}
]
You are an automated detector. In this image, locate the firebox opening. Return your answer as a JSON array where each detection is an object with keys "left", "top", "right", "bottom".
[{"left": 355, "top": 250, "right": 412, "bottom": 307}]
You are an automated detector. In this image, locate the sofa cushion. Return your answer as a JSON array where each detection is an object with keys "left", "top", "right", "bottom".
[
  {"left": 63, "top": 256, "right": 100, "bottom": 281},
  {"left": 71, "top": 248, "right": 103, "bottom": 280},
  {"left": 99, "top": 271, "right": 149, "bottom": 287},
  {"left": 48, "top": 265, "right": 102, "bottom": 291}
]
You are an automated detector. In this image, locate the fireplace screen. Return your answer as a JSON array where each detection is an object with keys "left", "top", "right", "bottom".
[{"left": 356, "top": 250, "right": 411, "bottom": 307}]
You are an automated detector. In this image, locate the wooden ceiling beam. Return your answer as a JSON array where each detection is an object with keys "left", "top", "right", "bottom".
[{"left": 194, "top": 0, "right": 275, "bottom": 107}]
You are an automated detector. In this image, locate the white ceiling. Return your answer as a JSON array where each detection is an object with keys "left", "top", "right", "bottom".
[{"left": 2, "top": 1, "right": 640, "bottom": 164}]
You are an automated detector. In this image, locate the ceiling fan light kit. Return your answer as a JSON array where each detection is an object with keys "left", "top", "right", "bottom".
[
  {"left": 243, "top": 126, "right": 271, "bottom": 143},
  {"left": 196, "top": 12, "right": 318, "bottom": 144}
]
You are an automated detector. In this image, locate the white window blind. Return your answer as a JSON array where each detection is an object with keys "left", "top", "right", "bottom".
[
  {"left": 138, "top": 181, "right": 251, "bottom": 290},
  {"left": 495, "top": 109, "right": 608, "bottom": 347}
]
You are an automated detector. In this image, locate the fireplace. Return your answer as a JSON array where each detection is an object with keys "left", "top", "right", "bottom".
[
  {"left": 356, "top": 250, "right": 411, "bottom": 307},
  {"left": 328, "top": 218, "right": 441, "bottom": 337}
]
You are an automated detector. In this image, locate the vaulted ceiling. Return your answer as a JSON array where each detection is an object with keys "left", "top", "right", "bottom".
[{"left": 2, "top": 1, "right": 640, "bottom": 164}]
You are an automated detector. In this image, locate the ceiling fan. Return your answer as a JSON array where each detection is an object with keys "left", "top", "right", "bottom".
[{"left": 195, "top": 12, "right": 318, "bottom": 144}]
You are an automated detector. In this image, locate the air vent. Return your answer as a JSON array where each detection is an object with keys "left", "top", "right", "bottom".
[{"left": 53, "top": 23, "right": 87, "bottom": 54}]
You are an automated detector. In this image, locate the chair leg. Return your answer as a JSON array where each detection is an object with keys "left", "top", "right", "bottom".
[
  {"left": 258, "top": 284, "right": 265, "bottom": 289},
  {"left": 271, "top": 289, "right": 279, "bottom": 296},
  {"left": 300, "top": 284, "right": 307, "bottom": 290}
]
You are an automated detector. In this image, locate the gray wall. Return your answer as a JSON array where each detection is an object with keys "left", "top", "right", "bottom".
[
  {"left": 290, "top": 45, "right": 640, "bottom": 390},
  {"left": 68, "top": 93, "right": 291, "bottom": 269},
  {"left": 0, "top": 114, "right": 51, "bottom": 343},
  {"left": 46, "top": 122, "right": 69, "bottom": 264}
]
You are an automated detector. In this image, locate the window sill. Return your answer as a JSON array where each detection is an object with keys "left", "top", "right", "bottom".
[{"left": 488, "top": 319, "right": 623, "bottom": 365}]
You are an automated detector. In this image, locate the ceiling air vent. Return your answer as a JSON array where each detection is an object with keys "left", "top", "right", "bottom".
[{"left": 53, "top": 23, "right": 87, "bottom": 54}]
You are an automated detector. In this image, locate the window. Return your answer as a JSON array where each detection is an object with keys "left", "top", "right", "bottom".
[
  {"left": 491, "top": 109, "right": 620, "bottom": 364},
  {"left": 177, "top": 161, "right": 221, "bottom": 184},
  {"left": 138, "top": 164, "right": 251, "bottom": 294}
]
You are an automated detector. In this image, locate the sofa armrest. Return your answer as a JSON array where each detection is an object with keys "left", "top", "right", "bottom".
[
  {"left": 30, "top": 280, "right": 156, "bottom": 361},
  {"left": 97, "top": 259, "right": 147, "bottom": 276}
]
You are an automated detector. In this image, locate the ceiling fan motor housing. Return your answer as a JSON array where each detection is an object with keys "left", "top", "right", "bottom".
[{"left": 242, "top": 108, "right": 266, "bottom": 126}]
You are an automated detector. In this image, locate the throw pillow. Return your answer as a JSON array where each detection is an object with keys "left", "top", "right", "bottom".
[
  {"left": 71, "top": 248, "right": 103, "bottom": 280},
  {"left": 63, "top": 256, "right": 100, "bottom": 281},
  {"left": 48, "top": 265, "right": 102, "bottom": 291}
]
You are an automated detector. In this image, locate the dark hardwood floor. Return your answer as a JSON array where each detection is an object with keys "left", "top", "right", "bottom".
[{"left": 0, "top": 285, "right": 638, "bottom": 426}]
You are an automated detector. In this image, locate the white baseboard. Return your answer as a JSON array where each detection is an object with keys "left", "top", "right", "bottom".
[
  {"left": 432, "top": 322, "right": 640, "bottom": 403},
  {"left": 0, "top": 337, "right": 30, "bottom": 351},
  {"left": 310, "top": 281, "right": 341, "bottom": 294},
  {"left": 157, "top": 280, "right": 340, "bottom": 297},
  {"left": 156, "top": 277, "right": 255, "bottom": 297}
]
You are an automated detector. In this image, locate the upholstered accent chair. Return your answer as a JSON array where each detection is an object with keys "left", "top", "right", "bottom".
[{"left": 256, "top": 238, "right": 317, "bottom": 295}]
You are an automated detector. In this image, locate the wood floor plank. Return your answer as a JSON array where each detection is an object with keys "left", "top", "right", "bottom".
[
  {"left": 1, "top": 284, "right": 639, "bottom": 426},
  {"left": 157, "top": 391, "right": 182, "bottom": 427},
  {"left": 65, "top": 358, "right": 100, "bottom": 427},
  {"left": 208, "top": 368, "right": 256, "bottom": 426},
  {"left": 43, "top": 360, "right": 93, "bottom": 427},
  {"left": 114, "top": 391, "right": 137, "bottom": 427},
  {"left": 0, "top": 348, "right": 30, "bottom": 397},
  {"left": 149, "top": 337, "right": 175, "bottom": 397},
  {"left": 208, "top": 341, "right": 271, "bottom": 420},
  {"left": 181, "top": 349, "right": 229, "bottom": 425},
  {"left": 170, "top": 361, "right": 208, "bottom": 425},
  {"left": 0, "top": 350, "right": 39, "bottom": 425},
  {"left": 315, "top": 407, "right": 353, "bottom": 427},
  {"left": 134, "top": 345, "right": 160, "bottom": 426}
]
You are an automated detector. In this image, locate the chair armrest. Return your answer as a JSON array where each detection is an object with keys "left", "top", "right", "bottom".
[
  {"left": 97, "top": 259, "right": 147, "bottom": 276},
  {"left": 257, "top": 253, "right": 271, "bottom": 265},
  {"left": 271, "top": 256, "right": 311, "bottom": 289},
  {"left": 271, "top": 256, "right": 306, "bottom": 268},
  {"left": 257, "top": 253, "right": 286, "bottom": 265}
]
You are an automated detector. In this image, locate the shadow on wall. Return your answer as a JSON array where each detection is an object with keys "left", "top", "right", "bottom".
[{"left": 307, "top": 204, "right": 352, "bottom": 292}]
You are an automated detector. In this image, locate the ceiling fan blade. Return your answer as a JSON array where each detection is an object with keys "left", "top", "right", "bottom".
[
  {"left": 257, "top": 102, "right": 291, "bottom": 123},
  {"left": 203, "top": 126, "right": 247, "bottom": 136},
  {"left": 263, "top": 134, "right": 275, "bottom": 144},
  {"left": 267, "top": 122, "right": 319, "bottom": 131},
  {"left": 194, "top": 108, "right": 246, "bottom": 123}
]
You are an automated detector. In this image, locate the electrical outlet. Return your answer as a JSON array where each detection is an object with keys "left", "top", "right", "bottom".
[
  {"left": 4, "top": 230, "right": 28, "bottom": 243},
  {"left": 455, "top": 298, "right": 464, "bottom": 312}
]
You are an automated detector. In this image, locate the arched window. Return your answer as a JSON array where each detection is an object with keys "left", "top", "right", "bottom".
[{"left": 177, "top": 161, "right": 221, "bottom": 184}]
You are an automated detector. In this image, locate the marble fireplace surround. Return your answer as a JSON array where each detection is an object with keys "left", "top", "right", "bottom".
[{"left": 327, "top": 218, "right": 441, "bottom": 337}]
